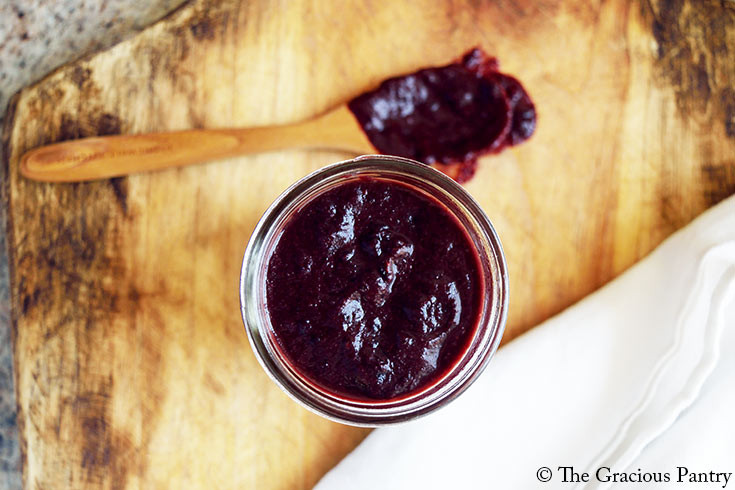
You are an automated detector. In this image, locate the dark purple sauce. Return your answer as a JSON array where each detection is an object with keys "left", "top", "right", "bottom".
[
  {"left": 266, "top": 178, "right": 483, "bottom": 400},
  {"left": 348, "top": 48, "right": 536, "bottom": 183}
]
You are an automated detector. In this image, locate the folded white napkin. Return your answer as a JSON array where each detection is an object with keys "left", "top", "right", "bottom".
[{"left": 317, "top": 195, "right": 735, "bottom": 490}]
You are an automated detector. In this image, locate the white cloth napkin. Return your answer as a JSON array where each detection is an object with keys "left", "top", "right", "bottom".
[{"left": 316, "top": 195, "right": 735, "bottom": 490}]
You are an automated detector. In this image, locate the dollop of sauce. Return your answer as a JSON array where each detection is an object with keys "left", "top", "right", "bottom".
[
  {"left": 348, "top": 48, "right": 537, "bottom": 182},
  {"left": 266, "top": 179, "right": 483, "bottom": 400}
]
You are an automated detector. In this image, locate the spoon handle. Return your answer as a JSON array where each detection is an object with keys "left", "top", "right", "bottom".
[{"left": 20, "top": 105, "right": 373, "bottom": 182}]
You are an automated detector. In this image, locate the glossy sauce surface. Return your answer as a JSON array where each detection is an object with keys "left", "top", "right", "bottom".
[
  {"left": 266, "top": 179, "right": 483, "bottom": 400},
  {"left": 348, "top": 48, "right": 536, "bottom": 182}
]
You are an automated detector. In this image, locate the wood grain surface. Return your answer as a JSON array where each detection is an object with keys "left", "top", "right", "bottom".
[{"left": 3, "top": 0, "right": 734, "bottom": 488}]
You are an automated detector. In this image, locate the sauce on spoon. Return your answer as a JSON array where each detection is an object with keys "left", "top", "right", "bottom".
[{"left": 348, "top": 48, "right": 536, "bottom": 182}]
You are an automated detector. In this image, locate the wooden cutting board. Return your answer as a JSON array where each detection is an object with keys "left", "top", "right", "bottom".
[{"left": 3, "top": 0, "right": 734, "bottom": 488}]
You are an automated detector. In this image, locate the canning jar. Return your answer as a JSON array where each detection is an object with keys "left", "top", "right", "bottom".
[{"left": 240, "top": 155, "right": 508, "bottom": 426}]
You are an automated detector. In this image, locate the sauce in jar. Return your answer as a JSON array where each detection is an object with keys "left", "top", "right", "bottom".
[{"left": 266, "top": 178, "right": 484, "bottom": 400}]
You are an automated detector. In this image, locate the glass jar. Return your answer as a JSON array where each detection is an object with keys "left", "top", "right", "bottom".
[{"left": 239, "top": 155, "right": 508, "bottom": 426}]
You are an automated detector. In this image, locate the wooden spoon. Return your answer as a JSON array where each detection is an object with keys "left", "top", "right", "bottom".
[{"left": 20, "top": 105, "right": 374, "bottom": 182}]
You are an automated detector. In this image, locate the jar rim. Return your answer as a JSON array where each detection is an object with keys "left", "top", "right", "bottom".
[{"left": 240, "top": 155, "right": 508, "bottom": 426}]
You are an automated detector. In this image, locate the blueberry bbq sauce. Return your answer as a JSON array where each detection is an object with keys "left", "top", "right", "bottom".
[
  {"left": 348, "top": 48, "right": 537, "bottom": 183},
  {"left": 265, "top": 178, "right": 484, "bottom": 400}
]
